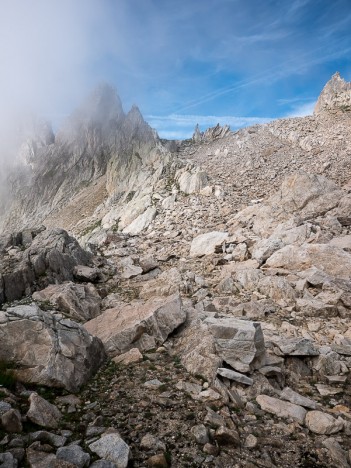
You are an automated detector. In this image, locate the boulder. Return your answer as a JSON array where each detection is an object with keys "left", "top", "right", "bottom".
[
  {"left": 123, "top": 206, "right": 157, "bottom": 235},
  {"left": 32, "top": 282, "right": 101, "bottom": 322},
  {"left": 84, "top": 294, "right": 186, "bottom": 357},
  {"left": 177, "top": 169, "right": 209, "bottom": 194},
  {"left": 89, "top": 433, "right": 130, "bottom": 468},
  {"left": 190, "top": 231, "right": 228, "bottom": 257},
  {"left": 27, "top": 393, "right": 62, "bottom": 429},
  {"left": 204, "top": 317, "right": 265, "bottom": 373},
  {"left": 266, "top": 243, "right": 351, "bottom": 280},
  {"left": 0, "top": 228, "right": 92, "bottom": 305},
  {"left": 0, "top": 304, "right": 105, "bottom": 392},
  {"left": 174, "top": 311, "right": 265, "bottom": 380},
  {"left": 305, "top": 410, "right": 344, "bottom": 435},
  {"left": 256, "top": 395, "right": 307, "bottom": 424},
  {"left": 139, "top": 268, "right": 182, "bottom": 299}
]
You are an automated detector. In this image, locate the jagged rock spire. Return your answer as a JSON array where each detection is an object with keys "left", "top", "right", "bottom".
[{"left": 314, "top": 72, "right": 351, "bottom": 114}]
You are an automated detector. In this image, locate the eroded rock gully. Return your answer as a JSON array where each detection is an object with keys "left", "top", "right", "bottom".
[{"left": 1, "top": 74, "right": 351, "bottom": 467}]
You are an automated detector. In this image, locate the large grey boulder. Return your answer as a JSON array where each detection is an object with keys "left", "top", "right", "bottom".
[
  {"left": 0, "top": 228, "right": 92, "bottom": 305},
  {"left": 84, "top": 294, "right": 186, "bottom": 357},
  {"left": 32, "top": 282, "right": 101, "bottom": 322},
  {"left": 204, "top": 317, "right": 266, "bottom": 373},
  {"left": 0, "top": 304, "right": 105, "bottom": 392},
  {"left": 174, "top": 310, "right": 265, "bottom": 381}
]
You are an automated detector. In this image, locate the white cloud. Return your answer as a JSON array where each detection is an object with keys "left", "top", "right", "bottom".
[{"left": 286, "top": 101, "right": 316, "bottom": 117}]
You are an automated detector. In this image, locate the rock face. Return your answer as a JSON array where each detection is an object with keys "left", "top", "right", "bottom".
[
  {"left": 0, "top": 304, "right": 106, "bottom": 392},
  {"left": 84, "top": 294, "right": 186, "bottom": 356},
  {"left": 0, "top": 228, "right": 92, "bottom": 305},
  {"left": 314, "top": 72, "right": 351, "bottom": 114}
]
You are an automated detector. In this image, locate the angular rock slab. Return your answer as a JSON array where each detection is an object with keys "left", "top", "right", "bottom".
[
  {"left": 32, "top": 281, "right": 101, "bottom": 322},
  {"left": 204, "top": 317, "right": 265, "bottom": 373},
  {"left": 27, "top": 393, "right": 62, "bottom": 429},
  {"left": 89, "top": 433, "right": 130, "bottom": 468},
  {"left": 0, "top": 304, "right": 105, "bottom": 392},
  {"left": 266, "top": 243, "right": 351, "bottom": 280},
  {"left": 190, "top": 231, "right": 228, "bottom": 257},
  {"left": 256, "top": 395, "right": 307, "bottom": 425},
  {"left": 305, "top": 410, "right": 344, "bottom": 435},
  {"left": 84, "top": 294, "right": 186, "bottom": 357}
]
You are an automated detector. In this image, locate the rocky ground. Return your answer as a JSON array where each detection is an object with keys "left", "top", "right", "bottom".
[{"left": 1, "top": 73, "right": 351, "bottom": 467}]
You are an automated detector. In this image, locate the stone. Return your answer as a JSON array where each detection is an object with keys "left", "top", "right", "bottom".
[
  {"left": 85, "top": 294, "right": 186, "bottom": 356},
  {"left": 190, "top": 231, "right": 228, "bottom": 257},
  {"left": 27, "top": 393, "right": 62, "bottom": 429},
  {"left": 273, "top": 337, "right": 319, "bottom": 356},
  {"left": 0, "top": 304, "right": 105, "bottom": 392},
  {"left": 266, "top": 243, "right": 351, "bottom": 280},
  {"left": 89, "top": 462, "right": 117, "bottom": 468},
  {"left": 214, "top": 426, "right": 240, "bottom": 446},
  {"left": 146, "top": 453, "right": 168, "bottom": 468},
  {"left": 191, "top": 424, "right": 209, "bottom": 445},
  {"left": 140, "top": 433, "right": 166, "bottom": 451},
  {"left": 140, "top": 268, "right": 182, "bottom": 299},
  {"left": 295, "top": 298, "right": 338, "bottom": 318},
  {"left": 322, "top": 438, "right": 349, "bottom": 468},
  {"left": 1, "top": 409, "right": 22, "bottom": 433},
  {"left": 203, "top": 443, "right": 219, "bottom": 456},
  {"left": 112, "top": 348, "right": 143, "bottom": 365},
  {"left": 244, "top": 434, "right": 258, "bottom": 448},
  {"left": 0, "top": 228, "right": 92, "bottom": 305},
  {"left": 217, "top": 368, "right": 253, "bottom": 386},
  {"left": 123, "top": 206, "right": 157, "bottom": 235},
  {"left": 139, "top": 256, "right": 159, "bottom": 273},
  {"left": 177, "top": 168, "right": 209, "bottom": 195},
  {"left": 118, "top": 257, "right": 143, "bottom": 279},
  {"left": 73, "top": 265, "right": 100, "bottom": 282},
  {"left": 26, "top": 449, "right": 57, "bottom": 468},
  {"left": 256, "top": 395, "right": 307, "bottom": 424},
  {"left": 28, "top": 431, "right": 66, "bottom": 448},
  {"left": 0, "top": 452, "right": 17, "bottom": 468},
  {"left": 56, "top": 445, "right": 90, "bottom": 468},
  {"left": 280, "top": 387, "right": 317, "bottom": 410},
  {"left": 89, "top": 433, "right": 130, "bottom": 468},
  {"left": 32, "top": 282, "right": 101, "bottom": 322},
  {"left": 144, "top": 379, "right": 163, "bottom": 389},
  {"left": 305, "top": 411, "right": 344, "bottom": 434},
  {"left": 252, "top": 238, "right": 284, "bottom": 264},
  {"left": 204, "top": 317, "right": 266, "bottom": 373}
]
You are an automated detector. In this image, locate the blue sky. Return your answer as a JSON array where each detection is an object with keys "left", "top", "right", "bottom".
[{"left": 1, "top": 0, "right": 351, "bottom": 139}]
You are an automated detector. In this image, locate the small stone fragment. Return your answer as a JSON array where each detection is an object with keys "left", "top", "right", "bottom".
[
  {"left": 146, "top": 453, "right": 168, "bottom": 467},
  {"left": 214, "top": 426, "right": 240, "bottom": 446},
  {"left": 191, "top": 424, "right": 209, "bottom": 445},
  {"left": 245, "top": 434, "right": 258, "bottom": 448}
]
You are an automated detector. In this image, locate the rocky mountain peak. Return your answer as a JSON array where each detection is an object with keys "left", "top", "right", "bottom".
[{"left": 314, "top": 71, "right": 351, "bottom": 114}]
